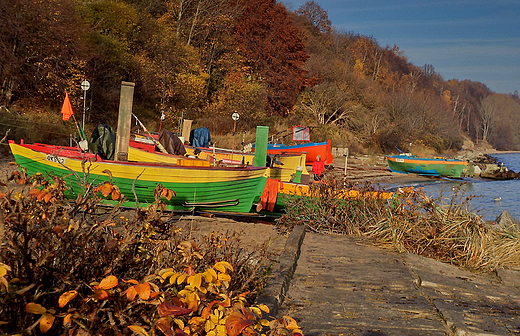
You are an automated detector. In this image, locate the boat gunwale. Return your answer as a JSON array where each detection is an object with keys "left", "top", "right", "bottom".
[
  {"left": 10, "top": 141, "right": 267, "bottom": 172},
  {"left": 386, "top": 155, "right": 468, "bottom": 165}
]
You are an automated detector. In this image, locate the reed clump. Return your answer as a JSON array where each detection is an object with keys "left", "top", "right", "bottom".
[{"left": 279, "top": 178, "right": 520, "bottom": 272}]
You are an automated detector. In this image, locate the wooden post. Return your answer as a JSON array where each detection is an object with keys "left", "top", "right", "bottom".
[
  {"left": 181, "top": 119, "right": 192, "bottom": 143},
  {"left": 115, "top": 81, "right": 135, "bottom": 161}
]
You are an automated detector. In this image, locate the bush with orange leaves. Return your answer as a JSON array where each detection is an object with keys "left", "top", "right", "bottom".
[{"left": 0, "top": 170, "right": 302, "bottom": 335}]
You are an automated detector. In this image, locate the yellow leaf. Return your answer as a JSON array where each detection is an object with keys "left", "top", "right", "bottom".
[
  {"left": 205, "top": 319, "right": 215, "bottom": 332},
  {"left": 169, "top": 273, "right": 181, "bottom": 285},
  {"left": 283, "top": 316, "right": 299, "bottom": 329},
  {"left": 161, "top": 270, "right": 175, "bottom": 280},
  {"left": 0, "top": 263, "right": 11, "bottom": 272},
  {"left": 250, "top": 306, "right": 262, "bottom": 317},
  {"left": 205, "top": 268, "right": 217, "bottom": 281},
  {"left": 25, "top": 302, "right": 46, "bottom": 314},
  {"left": 124, "top": 279, "right": 139, "bottom": 285},
  {"left": 158, "top": 268, "right": 174, "bottom": 276},
  {"left": 177, "top": 274, "right": 187, "bottom": 285},
  {"left": 258, "top": 304, "right": 270, "bottom": 313},
  {"left": 188, "top": 274, "right": 202, "bottom": 289},
  {"left": 39, "top": 313, "right": 55, "bottom": 333},
  {"left": 214, "top": 261, "right": 233, "bottom": 273},
  {"left": 63, "top": 314, "right": 72, "bottom": 326},
  {"left": 260, "top": 319, "right": 270, "bottom": 326},
  {"left": 0, "top": 267, "right": 7, "bottom": 277},
  {"left": 217, "top": 273, "right": 231, "bottom": 282},
  {"left": 128, "top": 325, "right": 149, "bottom": 336},
  {"left": 58, "top": 290, "right": 78, "bottom": 308},
  {"left": 173, "top": 318, "right": 185, "bottom": 329},
  {"left": 98, "top": 275, "right": 118, "bottom": 289},
  {"left": 0, "top": 276, "right": 8, "bottom": 291}
]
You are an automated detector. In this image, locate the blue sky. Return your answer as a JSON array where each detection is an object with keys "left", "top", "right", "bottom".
[{"left": 282, "top": 0, "right": 520, "bottom": 94}]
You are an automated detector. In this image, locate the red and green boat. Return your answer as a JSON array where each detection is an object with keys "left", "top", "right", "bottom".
[
  {"left": 253, "top": 140, "right": 333, "bottom": 165},
  {"left": 9, "top": 140, "right": 268, "bottom": 213}
]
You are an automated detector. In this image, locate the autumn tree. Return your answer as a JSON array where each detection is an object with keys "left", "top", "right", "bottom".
[
  {"left": 296, "top": 0, "right": 332, "bottom": 35},
  {"left": 233, "top": 0, "right": 309, "bottom": 116},
  {"left": 0, "top": 0, "right": 88, "bottom": 108},
  {"left": 480, "top": 94, "right": 520, "bottom": 150}
]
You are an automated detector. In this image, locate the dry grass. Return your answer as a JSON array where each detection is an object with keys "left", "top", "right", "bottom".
[{"left": 279, "top": 179, "right": 520, "bottom": 272}]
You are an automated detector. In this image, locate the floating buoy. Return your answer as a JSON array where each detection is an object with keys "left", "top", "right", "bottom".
[{"left": 494, "top": 197, "right": 501, "bottom": 202}]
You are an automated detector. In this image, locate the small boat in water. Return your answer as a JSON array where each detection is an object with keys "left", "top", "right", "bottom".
[
  {"left": 386, "top": 153, "right": 468, "bottom": 178},
  {"left": 9, "top": 140, "right": 268, "bottom": 213}
]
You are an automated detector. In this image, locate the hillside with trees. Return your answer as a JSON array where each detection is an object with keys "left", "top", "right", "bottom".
[{"left": 1, "top": 0, "right": 520, "bottom": 153}]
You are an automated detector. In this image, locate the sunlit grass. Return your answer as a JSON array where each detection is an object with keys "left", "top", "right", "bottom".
[{"left": 279, "top": 178, "right": 520, "bottom": 272}]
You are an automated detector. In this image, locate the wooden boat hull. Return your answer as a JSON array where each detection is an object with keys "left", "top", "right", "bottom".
[
  {"left": 128, "top": 142, "right": 210, "bottom": 167},
  {"left": 386, "top": 155, "right": 468, "bottom": 178},
  {"left": 9, "top": 141, "right": 267, "bottom": 213},
  {"left": 130, "top": 138, "right": 310, "bottom": 182},
  {"left": 254, "top": 140, "right": 333, "bottom": 165}
]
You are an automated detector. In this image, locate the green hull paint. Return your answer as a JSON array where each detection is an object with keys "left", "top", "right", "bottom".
[
  {"left": 13, "top": 154, "right": 267, "bottom": 213},
  {"left": 386, "top": 155, "right": 468, "bottom": 178}
]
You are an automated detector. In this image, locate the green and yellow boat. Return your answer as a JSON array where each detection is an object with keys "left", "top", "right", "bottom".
[
  {"left": 386, "top": 154, "right": 468, "bottom": 178},
  {"left": 131, "top": 136, "right": 310, "bottom": 183},
  {"left": 9, "top": 141, "right": 268, "bottom": 213}
]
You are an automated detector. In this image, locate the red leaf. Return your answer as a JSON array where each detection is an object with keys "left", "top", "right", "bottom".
[
  {"left": 202, "top": 300, "right": 220, "bottom": 319},
  {"left": 225, "top": 310, "right": 255, "bottom": 336},
  {"left": 186, "top": 264, "right": 195, "bottom": 276},
  {"left": 93, "top": 289, "right": 109, "bottom": 300},
  {"left": 157, "top": 301, "right": 192, "bottom": 317},
  {"left": 43, "top": 193, "right": 52, "bottom": 203},
  {"left": 174, "top": 328, "right": 189, "bottom": 336},
  {"left": 155, "top": 318, "right": 174, "bottom": 336}
]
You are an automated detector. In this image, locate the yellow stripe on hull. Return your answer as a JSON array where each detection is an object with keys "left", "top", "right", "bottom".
[
  {"left": 128, "top": 147, "right": 210, "bottom": 167},
  {"left": 185, "top": 147, "right": 310, "bottom": 180},
  {"left": 10, "top": 143, "right": 265, "bottom": 184}
]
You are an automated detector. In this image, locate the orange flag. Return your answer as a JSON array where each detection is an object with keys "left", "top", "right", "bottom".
[{"left": 61, "top": 92, "right": 74, "bottom": 121}]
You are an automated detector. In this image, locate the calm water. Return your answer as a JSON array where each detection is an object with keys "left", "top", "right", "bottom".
[{"left": 386, "top": 153, "right": 520, "bottom": 222}]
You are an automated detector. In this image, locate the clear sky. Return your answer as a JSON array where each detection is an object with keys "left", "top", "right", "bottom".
[{"left": 282, "top": 0, "right": 520, "bottom": 94}]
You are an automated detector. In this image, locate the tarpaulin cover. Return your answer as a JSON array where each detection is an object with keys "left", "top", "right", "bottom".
[
  {"left": 158, "top": 129, "right": 186, "bottom": 155},
  {"left": 189, "top": 127, "right": 211, "bottom": 148},
  {"left": 89, "top": 124, "right": 116, "bottom": 160}
]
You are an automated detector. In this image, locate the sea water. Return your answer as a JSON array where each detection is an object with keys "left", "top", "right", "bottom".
[{"left": 386, "top": 153, "right": 520, "bottom": 222}]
